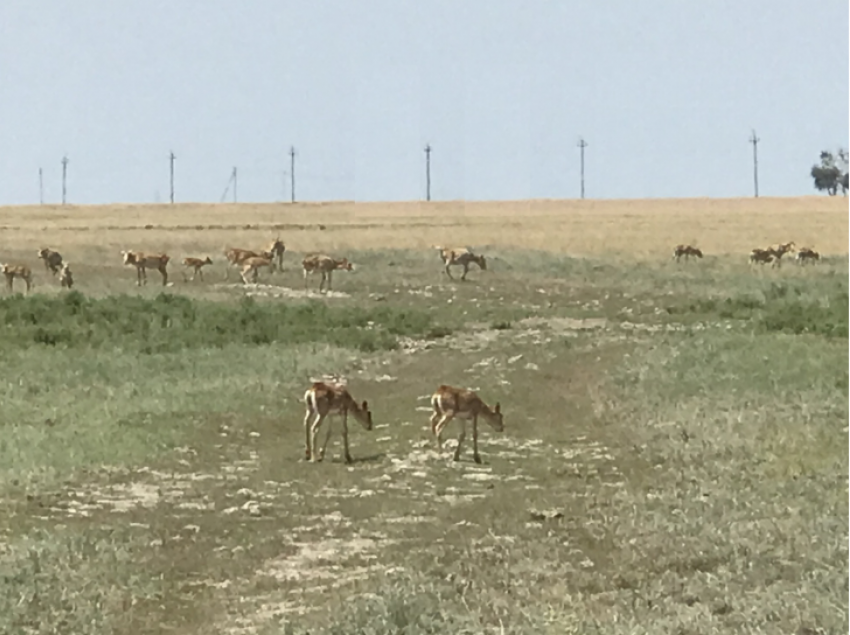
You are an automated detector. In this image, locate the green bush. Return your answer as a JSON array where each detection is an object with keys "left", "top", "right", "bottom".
[{"left": 0, "top": 292, "right": 441, "bottom": 353}]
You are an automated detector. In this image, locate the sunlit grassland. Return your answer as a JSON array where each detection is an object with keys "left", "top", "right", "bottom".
[
  {"left": 0, "top": 198, "right": 846, "bottom": 634},
  {"left": 0, "top": 196, "right": 846, "bottom": 261}
]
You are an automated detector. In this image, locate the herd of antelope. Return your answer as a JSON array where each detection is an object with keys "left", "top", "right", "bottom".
[
  {"left": 0, "top": 234, "right": 827, "bottom": 295},
  {"left": 304, "top": 381, "right": 504, "bottom": 465},
  {"left": 0, "top": 239, "right": 491, "bottom": 294},
  {"left": 673, "top": 241, "right": 822, "bottom": 267}
]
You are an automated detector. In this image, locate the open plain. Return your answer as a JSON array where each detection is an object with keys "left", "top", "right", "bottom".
[{"left": 0, "top": 196, "right": 847, "bottom": 634}]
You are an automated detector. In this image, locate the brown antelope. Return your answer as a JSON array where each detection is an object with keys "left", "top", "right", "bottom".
[
  {"left": 182, "top": 256, "right": 213, "bottom": 281},
  {"left": 749, "top": 248, "right": 775, "bottom": 266},
  {"left": 223, "top": 239, "right": 285, "bottom": 278},
  {"left": 239, "top": 255, "right": 275, "bottom": 284},
  {"left": 1, "top": 264, "right": 33, "bottom": 293},
  {"left": 223, "top": 247, "right": 260, "bottom": 280},
  {"left": 37, "top": 248, "right": 63, "bottom": 276},
  {"left": 435, "top": 246, "right": 487, "bottom": 281},
  {"left": 267, "top": 237, "right": 286, "bottom": 271},
  {"left": 302, "top": 254, "right": 353, "bottom": 292},
  {"left": 673, "top": 244, "right": 703, "bottom": 262},
  {"left": 302, "top": 381, "right": 373, "bottom": 464},
  {"left": 224, "top": 247, "right": 260, "bottom": 265},
  {"left": 429, "top": 385, "right": 504, "bottom": 464},
  {"left": 121, "top": 251, "right": 170, "bottom": 286},
  {"left": 795, "top": 247, "right": 820, "bottom": 265},
  {"left": 59, "top": 263, "right": 74, "bottom": 289},
  {"left": 765, "top": 242, "right": 796, "bottom": 268}
]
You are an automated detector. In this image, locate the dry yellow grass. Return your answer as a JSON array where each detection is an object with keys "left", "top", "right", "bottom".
[{"left": 0, "top": 196, "right": 846, "bottom": 260}]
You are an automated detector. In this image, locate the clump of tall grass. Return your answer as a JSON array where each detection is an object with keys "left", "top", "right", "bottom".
[
  {"left": 665, "top": 280, "right": 848, "bottom": 338},
  {"left": 0, "top": 292, "right": 442, "bottom": 353},
  {"left": 0, "top": 528, "right": 163, "bottom": 635}
]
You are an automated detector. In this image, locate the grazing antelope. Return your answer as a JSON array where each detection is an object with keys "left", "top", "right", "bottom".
[
  {"left": 796, "top": 247, "right": 820, "bottom": 265},
  {"left": 223, "top": 247, "right": 261, "bottom": 280},
  {"left": 59, "top": 263, "right": 74, "bottom": 289},
  {"left": 749, "top": 248, "right": 775, "bottom": 266},
  {"left": 302, "top": 254, "right": 353, "bottom": 293},
  {"left": 267, "top": 237, "right": 286, "bottom": 271},
  {"left": 37, "top": 248, "right": 63, "bottom": 276},
  {"left": 121, "top": 250, "right": 170, "bottom": 286},
  {"left": 224, "top": 247, "right": 260, "bottom": 265},
  {"left": 303, "top": 382, "right": 373, "bottom": 464},
  {"left": 435, "top": 246, "right": 487, "bottom": 281},
  {"left": 1, "top": 264, "right": 33, "bottom": 293},
  {"left": 768, "top": 241, "right": 796, "bottom": 256},
  {"left": 239, "top": 255, "right": 275, "bottom": 284},
  {"left": 182, "top": 256, "right": 213, "bottom": 281},
  {"left": 673, "top": 244, "right": 703, "bottom": 262},
  {"left": 765, "top": 242, "right": 796, "bottom": 268},
  {"left": 429, "top": 385, "right": 504, "bottom": 464}
]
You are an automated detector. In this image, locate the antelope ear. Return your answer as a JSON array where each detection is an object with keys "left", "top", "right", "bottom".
[
  {"left": 362, "top": 400, "right": 368, "bottom": 410},
  {"left": 495, "top": 403, "right": 501, "bottom": 414}
]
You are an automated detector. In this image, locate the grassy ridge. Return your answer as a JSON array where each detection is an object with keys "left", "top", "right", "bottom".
[{"left": 0, "top": 292, "right": 444, "bottom": 353}]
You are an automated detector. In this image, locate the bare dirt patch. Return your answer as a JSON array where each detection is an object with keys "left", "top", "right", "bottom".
[{"left": 216, "top": 282, "right": 351, "bottom": 299}]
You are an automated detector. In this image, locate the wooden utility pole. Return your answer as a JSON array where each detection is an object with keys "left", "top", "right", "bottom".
[
  {"left": 577, "top": 138, "right": 588, "bottom": 199},
  {"left": 232, "top": 167, "right": 238, "bottom": 203},
  {"left": 749, "top": 129, "right": 760, "bottom": 197},
  {"left": 169, "top": 151, "right": 176, "bottom": 203},
  {"left": 289, "top": 146, "right": 296, "bottom": 203},
  {"left": 61, "top": 155, "right": 69, "bottom": 205},
  {"left": 424, "top": 143, "right": 432, "bottom": 201},
  {"left": 39, "top": 168, "right": 44, "bottom": 205}
]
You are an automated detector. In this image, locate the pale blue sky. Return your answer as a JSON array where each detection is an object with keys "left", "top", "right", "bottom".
[{"left": 1, "top": 1, "right": 847, "bottom": 205}]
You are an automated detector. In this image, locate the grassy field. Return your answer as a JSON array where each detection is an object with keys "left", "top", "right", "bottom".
[{"left": 0, "top": 196, "right": 846, "bottom": 634}]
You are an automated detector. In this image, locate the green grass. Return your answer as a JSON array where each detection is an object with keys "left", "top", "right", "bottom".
[
  {"left": 0, "top": 293, "right": 447, "bottom": 490},
  {"left": 665, "top": 278, "right": 848, "bottom": 337},
  {"left": 0, "top": 291, "right": 442, "bottom": 353},
  {"left": 0, "top": 251, "right": 846, "bottom": 635},
  {"left": 0, "top": 528, "right": 168, "bottom": 635}
]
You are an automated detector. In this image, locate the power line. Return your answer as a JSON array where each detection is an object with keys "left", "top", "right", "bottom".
[
  {"left": 61, "top": 155, "right": 69, "bottom": 205},
  {"left": 169, "top": 151, "right": 176, "bottom": 204},
  {"left": 289, "top": 146, "right": 296, "bottom": 203},
  {"left": 220, "top": 167, "right": 237, "bottom": 203},
  {"left": 424, "top": 143, "right": 432, "bottom": 201},
  {"left": 577, "top": 138, "right": 588, "bottom": 199},
  {"left": 749, "top": 129, "right": 760, "bottom": 198}
]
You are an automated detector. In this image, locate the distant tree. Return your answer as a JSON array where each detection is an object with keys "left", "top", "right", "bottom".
[{"left": 811, "top": 148, "right": 848, "bottom": 196}]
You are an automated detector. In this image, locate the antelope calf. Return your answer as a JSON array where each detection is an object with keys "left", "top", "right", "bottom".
[
  {"left": 37, "top": 248, "right": 63, "bottom": 276},
  {"left": 303, "top": 382, "right": 373, "bottom": 464},
  {"left": 224, "top": 247, "right": 259, "bottom": 266},
  {"left": 59, "top": 263, "right": 74, "bottom": 289},
  {"left": 765, "top": 242, "right": 796, "bottom": 268},
  {"left": 430, "top": 385, "right": 504, "bottom": 464},
  {"left": 749, "top": 248, "right": 775, "bottom": 266},
  {"left": 435, "top": 246, "right": 487, "bottom": 281},
  {"left": 121, "top": 250, "right": 170, "bottom": 286},
  {"left": 223, "top": 238, "right": 285, "bottom": 279},
  {"left": 796, "top": 248, "right": 820, "bottom": 265},
  {"left": 223, "top": 247, "right": 260, "bottom": 280},
  {"left": 673, "top": 244, "right": 703, "bottom": 262},
  {"left": 182, "top": 256, "right": 213, "bottom": 281},
  {"left": 240, "top": 255, "right": 275, "bottom": 284},
  {"left": 1, "top": 264, "right": 33, "bottom": 293},
  {"left": 302, "top": 254, "right": 353, "bottom": 293}
]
